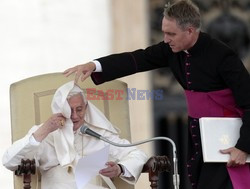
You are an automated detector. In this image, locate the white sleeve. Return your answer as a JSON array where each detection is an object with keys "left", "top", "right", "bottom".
[
  {"left": 103, "top": 131, "right": 148, "bottom": 184},
  {"left": 92, "top": 60, "right": 102, "bottom": 72},
  {"left": 2, "top": 126, "right": 40, "bottom": 171},
  {"left": 120, "top": 164, "right": 133, "bottom": 178},
  {"left": 29, "top": 134, "right": 41, "bottom": 146}
]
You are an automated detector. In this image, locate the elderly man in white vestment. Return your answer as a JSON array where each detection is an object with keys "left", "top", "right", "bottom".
[{"left": 2, "top": 81, "right": 148, "bottom": 189}]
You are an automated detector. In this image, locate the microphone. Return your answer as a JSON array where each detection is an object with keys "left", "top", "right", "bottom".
[
  {"left": 80, "top": 125, "right": 102, "bottom": 139},
  {"left": 80, "top": 125, "right": 180, "bottom": 189}
]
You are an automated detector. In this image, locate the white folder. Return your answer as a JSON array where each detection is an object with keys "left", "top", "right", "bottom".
[{"left": 199, "top": 117, "right": 250, "bottom": 163}]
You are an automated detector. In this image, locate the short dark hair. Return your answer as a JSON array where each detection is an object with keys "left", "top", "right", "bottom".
[{"left": 164, "top": 0, "right": 201, "bottom": 30}]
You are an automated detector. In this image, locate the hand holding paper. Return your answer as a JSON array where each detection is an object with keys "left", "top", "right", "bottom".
[{"left": 99, "top": 161, "right": 122, "bottom": 178}]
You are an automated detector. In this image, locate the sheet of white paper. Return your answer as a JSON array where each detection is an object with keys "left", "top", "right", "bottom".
[{"left": 75, "top": 145, "right": 110, "bottom": 189}]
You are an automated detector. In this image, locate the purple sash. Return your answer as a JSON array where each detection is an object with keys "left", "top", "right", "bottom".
[{"left": 185, "top": 89, "right": 250, "bottom": 189}]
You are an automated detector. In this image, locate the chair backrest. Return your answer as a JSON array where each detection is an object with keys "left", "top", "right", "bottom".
[{"left": 10, "top": 72, "right": 133, "bottom": 189}]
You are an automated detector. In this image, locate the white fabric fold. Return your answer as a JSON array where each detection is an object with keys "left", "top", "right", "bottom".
[
  {"left": 84, "top": 102, "right": 117, "bottom": 134},
  {"left": 51, "top": 81, "right": 76, "bottom": 168},
  {"left": 50, "top": 81, "right": 118, "bottom": 169}
]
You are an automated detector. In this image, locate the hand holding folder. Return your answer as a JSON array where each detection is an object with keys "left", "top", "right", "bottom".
[{"left": 199, "top": 117, "right": 250, "bottom": 163}]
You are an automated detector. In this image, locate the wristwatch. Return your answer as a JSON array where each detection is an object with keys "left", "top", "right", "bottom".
[{"left": 118, "top": 164, "right": 124, "bottom": 176}]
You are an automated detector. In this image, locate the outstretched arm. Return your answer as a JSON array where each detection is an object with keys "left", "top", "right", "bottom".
[{"left": 63, "top": 42, "right": 169, "bottom": 85}]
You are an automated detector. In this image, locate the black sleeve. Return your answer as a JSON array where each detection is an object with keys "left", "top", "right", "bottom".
[
  {"left": 236, "top": 110, "right": 250, "bottom": 153},
  {"left": 91, "top": 42, "right": 170, "bottom": 85},
  {"left": 218, "top": 52, "right": 250, "bottom": 153}
]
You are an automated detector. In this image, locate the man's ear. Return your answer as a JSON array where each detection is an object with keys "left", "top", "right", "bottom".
[{"left": 187, "top": 26, "right": 195, "bottom": 35}]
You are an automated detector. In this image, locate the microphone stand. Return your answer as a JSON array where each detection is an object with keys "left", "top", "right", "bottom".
[{"left": 81, "top": 126, "right": 180, "bottom": 189}]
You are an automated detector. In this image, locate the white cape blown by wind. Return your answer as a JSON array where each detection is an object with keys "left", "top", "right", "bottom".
[{"left": 50, "top": 81, "right": 117, "bottom": 169}]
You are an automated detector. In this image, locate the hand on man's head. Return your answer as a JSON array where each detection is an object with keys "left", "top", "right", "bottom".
[{"left": 63, "top": 62, "right": 96, "bottom": 84}]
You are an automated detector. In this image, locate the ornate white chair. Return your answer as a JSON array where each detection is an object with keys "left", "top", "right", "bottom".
[{"left": 9, "top": 72, "right": 170, "bottom": 189}]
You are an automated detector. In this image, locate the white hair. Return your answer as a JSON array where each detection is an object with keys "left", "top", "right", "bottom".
[{"left": 67, "top": 91, "right": 88, "bottom": 106}]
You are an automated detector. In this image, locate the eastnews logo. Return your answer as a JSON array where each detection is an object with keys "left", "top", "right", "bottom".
[{"left": 86, "top": 88, "right": 164, "bottom": 101}]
